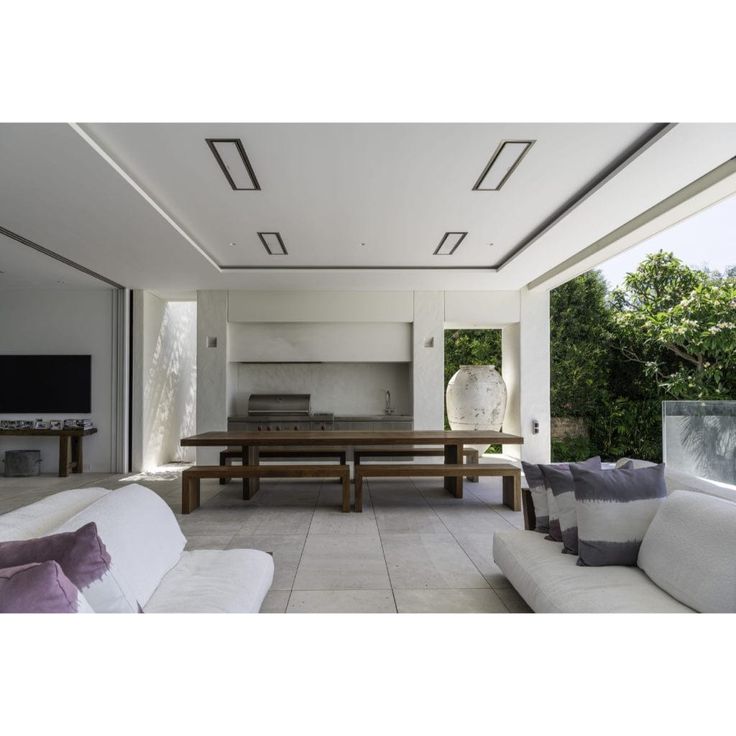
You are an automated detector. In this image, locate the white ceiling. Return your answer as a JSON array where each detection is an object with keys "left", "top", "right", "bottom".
[
  {"left": 0, "top": 231, "right": 109, "bottom": 290},
  {"left": 0, "top": 122, "right": 735, "bottom": 292}
]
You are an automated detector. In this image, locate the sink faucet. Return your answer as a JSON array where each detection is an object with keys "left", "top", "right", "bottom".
[{"left": 385, "top": 390, "right": 393, "bottom": 415}]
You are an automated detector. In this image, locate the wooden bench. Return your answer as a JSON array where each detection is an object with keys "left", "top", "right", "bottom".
[
  {"left": 353, "top": 463, "right": 521, "bottom": 513},
  {"left": 218, "top": 447, "right": 347, "bottom": 484},
  {"left": 354, "top": 446, "right": 480, "bottom": 482},
  {"left": 182, "top": 464, "right": 351, "bottom": 514}
]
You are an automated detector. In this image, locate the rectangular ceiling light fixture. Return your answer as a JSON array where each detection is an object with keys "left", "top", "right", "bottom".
[
  {"left": 258, "top": 232, "right": 288, "bottom": 255},
  {"left": 434, "top": 231, "right": 467, "bottom": 255},
  {"left": 473, "top": 140, "right": 534, "bottom": 191},
  {"left": 206, "top": 138, "right": 261, "bottom": 190}
]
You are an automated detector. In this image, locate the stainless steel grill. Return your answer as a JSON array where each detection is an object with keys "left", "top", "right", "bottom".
[{"left": 228, "top": 393, "right": 334, "bottom": 432}]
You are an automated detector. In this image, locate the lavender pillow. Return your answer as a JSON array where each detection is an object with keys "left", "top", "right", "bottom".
[
  {"left": 0, "top": 561, "right": 90, "bottom": 613},
  {"left": 0, "top": 522, "right": 111, "bottom": 590}
]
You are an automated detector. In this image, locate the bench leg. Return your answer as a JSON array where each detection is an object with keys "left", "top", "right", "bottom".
[
  {"left": 182, "top": 476, "right": 200, "bottom": 514},
  {"left": 342, "top": 473, "right": 350, "bottom": 513},
  {"left": 355, "top": 473, "right": 363, "bottom": 512},
  {"left": 502, "top": 473, "right": 521, "bottom": 512}
]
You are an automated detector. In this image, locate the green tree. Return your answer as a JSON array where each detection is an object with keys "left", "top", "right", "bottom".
[
  {"left": 550, "top": 270, "right": 612, "bottom": 417},
  {"left": 611, "top": 251, "right": 736, "bottom": 399}
]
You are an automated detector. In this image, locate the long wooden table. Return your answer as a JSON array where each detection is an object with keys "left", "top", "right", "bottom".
[
  {"left": 0, "top": 427, "right": 98, "bottom": 477},
  {"left": 180, "top": 429, "right": 523, "bottom": 500}
]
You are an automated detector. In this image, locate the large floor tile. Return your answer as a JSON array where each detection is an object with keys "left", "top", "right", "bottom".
[
  {"left": 292, "top": 534, "right": 390, "bottom": 590},
  {"left": 228, "top": 532, "right": 306, "bottom": 590},
  {"left": 381, "top": 532, "right": 490, "bottom": 589},
  {"left": 452, "top": 533, "right": 512, "bottom": 588},
  {"left": 496, "top": 586, "right": 533, "bottom": 613},
  {"left": 260, "top": 590, "right": 290, "bottom": 613},
  {"left": 184, "top": 533, "right": 236, "bottom": 550},
  {"left": 373, "top": 504, "right": 449, "bottom": 535},
  {"left": 395, "top": 588, "right": 508, "bottom": 613},
  {"left": 237, "top": 507, "right": 315, "bottom": 535},
  {"left": 287, "top": 589, "right": 396, "bottom": 613}
]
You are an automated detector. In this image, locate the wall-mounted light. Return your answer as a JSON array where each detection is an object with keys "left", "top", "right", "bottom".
[
  {"left": 434, "top": 232, "right": 467, "bottom": 256},
  {"left": 206, "top": 138, "right": 261, "bottom": 191},
  {"left": 473, "top": 140, "right": 534, "bottom": 191},
  {"left": 258, "top": 232, "right": 288, "bottom": 256}
]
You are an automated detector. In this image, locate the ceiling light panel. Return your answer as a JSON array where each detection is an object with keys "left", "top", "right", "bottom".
[
  {"left": 473, "top": 140, "right": 534, "bottom": 191},
  {"left": 434, "top": 232, "right": 467, "bottom": 255},
  {"left": 206, "top": 138, "right": 261, "bottom": 190},
  {"left": 258, "top": 232, "right": 288, "bottom": 255}
]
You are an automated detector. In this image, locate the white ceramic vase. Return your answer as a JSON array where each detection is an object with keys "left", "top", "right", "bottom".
[{"left": 446, "top": 365, "right": 507, "bottom": 454}]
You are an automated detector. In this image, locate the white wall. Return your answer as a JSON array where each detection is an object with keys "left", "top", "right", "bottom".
[
  {"left": 412, "top": 291, "right": 445, "bottom": 429},
  {"left": 235, "top": 363, "right": 411, "bottom": 416},
  {"left": 228, "top": 322, "right": 411, "bottom": 363},
  {"left": 444, "top": 291, "right": 520, "bottom": 327},
  {"left": 502, "top": 287, "right": 551, "bottom": 463},
  {"left": 196, "top": 290, "right": 229, "bottom": 464},
  {"left": 137, "top": 294, "right": 196, "bottom": 470},
  {"left": 228, "top": 290, "right": 413, "bottom": 323},
  {"left": 0, "top": 289, "right": 115, "bottom": 473}
]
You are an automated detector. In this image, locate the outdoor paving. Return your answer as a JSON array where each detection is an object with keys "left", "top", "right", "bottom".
[{"left": 0, "top": 468, "right": 531, "bottom": 613}]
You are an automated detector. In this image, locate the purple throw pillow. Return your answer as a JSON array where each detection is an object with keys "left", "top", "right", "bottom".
[
  {"left": 0, "top": 522, "right": 111, "bottom": 590},
  {"left": 0, "top": 561, "right": 83, "bottom": 613}
]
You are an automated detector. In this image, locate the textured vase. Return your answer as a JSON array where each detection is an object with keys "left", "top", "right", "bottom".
[{"left": 446, "top": 365, "right": 507, "bottom": 454}]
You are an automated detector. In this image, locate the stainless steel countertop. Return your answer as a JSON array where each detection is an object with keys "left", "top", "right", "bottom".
[{"left": 335, "top": 415, "right": 413, "bottom": 421}]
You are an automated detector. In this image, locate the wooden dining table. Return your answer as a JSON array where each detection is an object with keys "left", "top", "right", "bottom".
[{"left": 180, "top": 429, "right": 523, "bottom": 499}]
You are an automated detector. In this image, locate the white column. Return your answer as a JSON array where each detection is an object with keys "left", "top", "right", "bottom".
[
  {"left": 412, "top": 291, "right": 445, "bottom": 429},
  {"left": 196, "top": 290, "right": 229, "bottom": 464},
  {"left": 502, "top": 287, "right": 550, "bottom": 463}
]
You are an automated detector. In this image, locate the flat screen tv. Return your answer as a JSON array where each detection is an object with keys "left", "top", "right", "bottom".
[{"left": 0, "top": 355, "right": 92, "bottom": 413}]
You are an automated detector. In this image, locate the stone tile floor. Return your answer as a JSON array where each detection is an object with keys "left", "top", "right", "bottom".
[{"left": 0, "top": 469, "right": 532, "bottom": 613}]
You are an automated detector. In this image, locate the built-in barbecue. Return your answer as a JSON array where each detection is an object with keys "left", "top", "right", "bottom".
[{"left": 228, "top": 394, "right": 334, "bottom": 432}]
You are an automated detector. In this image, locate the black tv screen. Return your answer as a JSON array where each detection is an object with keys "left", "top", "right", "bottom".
[{"left": 0, "top": 355, "right": 91, "bottom": 413}]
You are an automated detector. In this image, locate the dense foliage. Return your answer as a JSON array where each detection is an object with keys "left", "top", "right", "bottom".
[{"left": 444, "top": 251, "right": 736, "bottom": 463}]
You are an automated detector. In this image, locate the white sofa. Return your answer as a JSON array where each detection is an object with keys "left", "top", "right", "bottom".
[
  {"left": 493, "top": 473, "right": 736, "bottom": 613},
  {"left": 0, "top": 484, "right": 274, "bottom": 613}
]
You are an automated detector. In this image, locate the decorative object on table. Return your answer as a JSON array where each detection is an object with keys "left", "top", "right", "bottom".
[
  {"left": 16, "top": 420, "right": 33, "bottom": 430},
  {"left": 34, "top": 419, "right": 49, "bottom": 429},
  {"left": 49, "top": 420, "right": 62, "bottom": 430},
  {"left": 446, "top": 364, "right": 508, "bottom": 454},
  {"left": 3, "top": 449, "right": 42, "bottom": 477}
]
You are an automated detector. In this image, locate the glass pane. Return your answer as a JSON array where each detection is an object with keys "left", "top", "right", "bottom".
[{"left": 663, "top": 401, "right": 736, "bottom": 485}]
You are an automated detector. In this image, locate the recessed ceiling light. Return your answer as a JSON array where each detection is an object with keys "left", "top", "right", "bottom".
[
  {"left": 473, "top": 140, "right": 534, "bottom": 191},
  {"left": 206, "top": 138, "right": 261, "bottom": 191},
  {"left": 229, "top": 242, "right": 237, "bottom": 247},
  {"left": 258, "top": 232, "right": 288, "bottom": 256},
  {"left": 360, "top": 242, "right": 367, "bottom": 247},
  {"left": 434, "top": 232, "right": 467, "bottom": 256}
]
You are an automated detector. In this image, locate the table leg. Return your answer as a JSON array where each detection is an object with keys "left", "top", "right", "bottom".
[
  {"left": 58, "top": 436, "right": 71, "bottom": 477},
  {"left": 71, "top": 435, "right": 83, "bottom": 473},
  {"left": 243, "top": 445, "right": 260, "bottom": 500},
  {"left": 444, "top": 442, "right": 463, "bottom": 499}
]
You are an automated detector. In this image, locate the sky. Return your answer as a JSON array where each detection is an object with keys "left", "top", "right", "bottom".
[{"left": 597, "top": 194, "right": 736, "bottom": 289}]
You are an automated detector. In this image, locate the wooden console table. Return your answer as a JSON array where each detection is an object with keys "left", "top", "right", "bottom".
[{"left": 0, "top": 427, "right": 98, "bottom": 477}]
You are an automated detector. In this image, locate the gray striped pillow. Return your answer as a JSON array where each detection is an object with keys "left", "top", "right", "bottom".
[
  {"left": 571, "top": 463, "right": 667, "bottom": 566},
  {"left": 541, "top": 457, "right": 602, "bottom": 554},
  {"left": 521, "top": 461, "right": 549, "bottom": 533}
]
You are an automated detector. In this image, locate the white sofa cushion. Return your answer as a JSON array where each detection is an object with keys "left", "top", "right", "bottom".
[
  {"left": 0, "top": 488, "right": 112, "bottom": 541},
  {"left": 54, "top": 484, "right": 186, "bottom": 611},
  {"left": 143, "top": 549, "right": 275, "bottom": 613},
  {"left": 638, "top": 490, "right": 736, "bottom": 613},
  {"left": 493, "top": 530, "right": 693, "bottom": 613}
]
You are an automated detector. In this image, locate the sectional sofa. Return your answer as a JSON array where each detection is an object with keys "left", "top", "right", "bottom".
[
  {"left": 493, "top": 465, "right": 736, "bottom": 613},
  {"left": 0, "top": 484, "right": 274, "bottom": 613}
]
